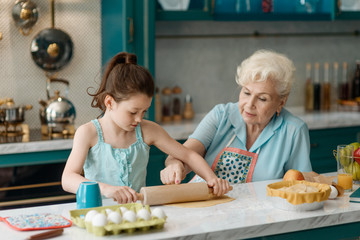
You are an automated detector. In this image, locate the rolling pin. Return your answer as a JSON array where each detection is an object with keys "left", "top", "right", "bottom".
[{"left": 137, "top": 182, "right": 232, "bottom": 206}]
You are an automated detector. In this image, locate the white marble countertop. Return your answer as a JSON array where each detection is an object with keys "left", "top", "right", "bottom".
[
  {"left": 1, "top": 176, "right": 359, "bottom": 240},
  {"left": 1, "top": 107, "right": 360, "bottom": 155}
]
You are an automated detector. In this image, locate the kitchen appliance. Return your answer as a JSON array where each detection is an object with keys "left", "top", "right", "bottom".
[
  {"left": 12, "top": 0, "right": 39, "bottom": 36},
  {"left": 39, "top": 78, "right": 76, "bottom": 139}
]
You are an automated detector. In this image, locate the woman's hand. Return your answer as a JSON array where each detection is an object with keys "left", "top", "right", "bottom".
[
  {"left": 160, "top": 160, "right": 186, "bottom": 185},
  {"left": 206, "top": 178, "right": 231, "bottom": 197},
  {"left": 102, "top": 185, "right": 138, "bottom": 204}
]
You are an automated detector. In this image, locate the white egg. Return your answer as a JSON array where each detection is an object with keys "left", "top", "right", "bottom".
[
  {"left": 105, "top": 208, "right": 113, "bottom": 215},
  {"left": 92, "top": 213, "right": 108, "bottom": 227},
  {"left": 123, "top": 210, "right": 137, "bottom": 222},
  {"left": 329, "top": 185, "right": 338, "bottom": 199},
  {"left": 107, "top": 211, "right": 122, "bottom": 224},
  {"left": 119, "top": 207, "right": 128, "bottom": 214},
  {"left": 137, "top": 208, "right": 151, "bottom": 221},
  {"left": 151, "top": 208, "right": 166, "bottom": 219},
  {"left": 85, "top": 210, "right": 99, "bottom": 222}
]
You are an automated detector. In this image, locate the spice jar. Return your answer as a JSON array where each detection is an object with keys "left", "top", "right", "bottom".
[
  {"left": 183, "top": 94, "right": 195, "bottom": 120},
  {"left": 172, "top": 86, "right": 182, "bottom": 122},
  {"left": 161, "top": 87, "right": 172, "bottom": 123}
]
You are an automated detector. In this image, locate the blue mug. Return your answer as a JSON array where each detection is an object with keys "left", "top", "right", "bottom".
[{"left": 76, "top": 181, "right": 102, "bottom": 209}]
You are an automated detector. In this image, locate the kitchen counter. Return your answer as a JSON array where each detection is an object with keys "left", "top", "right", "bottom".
[
  {"left": 1, "top": 107, "right": 360, "bottom": 155},
  {"left": 1, "top": 176, "right": 360, "bottom": 240}
]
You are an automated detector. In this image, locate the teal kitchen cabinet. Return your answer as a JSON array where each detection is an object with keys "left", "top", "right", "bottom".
[
  {"left": 156, "top": 0, "right": 336, "bottom": 21},
  {"left": 0, "top": 150, "right": 70, "bottom": 168},
  {"left": 101, "top": 0, "right": 156, "bottom": 121},
  {"left": 309, "top": 126, "right": 360, "bottom": 174}
]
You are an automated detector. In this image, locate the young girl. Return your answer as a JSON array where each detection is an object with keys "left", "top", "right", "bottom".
[{"left": 61, "top": 52, "right": 231, "bottom": 204}]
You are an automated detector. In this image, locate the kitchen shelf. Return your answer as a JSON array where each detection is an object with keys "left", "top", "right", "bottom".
[
  {"left": 156, "top": 0, "right": 337, "bottom": 21},
  {"left": 213, "top": 12, "right": 333, "bottom": 21},
  {"left": 156, "top": 10, "right": 213, "bottom": 21},
  {"left": 335, "top": 11, "right": 360, "bottom": 20}
]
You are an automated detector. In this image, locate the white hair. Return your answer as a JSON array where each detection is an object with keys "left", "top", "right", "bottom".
[{"left": 236, "top": 49, "right": 296, "bottom": 97}]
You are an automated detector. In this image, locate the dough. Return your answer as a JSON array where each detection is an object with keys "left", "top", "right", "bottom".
[
  {"left": 278, "top": 183, "right": 319, "bottom": 193},
  {"left": 165, "top": 195, "right": 235, "bottom": 208}
]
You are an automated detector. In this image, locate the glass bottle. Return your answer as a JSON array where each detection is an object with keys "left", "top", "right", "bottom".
[
  {"left": 340, "top": 62, "right": 350, "bottom": 100},
  {"left": 352, "top": 60, "right": 360, "bottom": 100},
  {"left": 313, "top": 62, "right": 321, "bottom": 111},
  {"left": 262, "top": 0, "right": 273, "bottom": 13},
  {"left": 161, "top": 87, "right": 172, "bottom": 123},
  {"left": 322, "top": 62, "right": 331, "bottom": 111},
  {"left": 183, "top": 94, "right": 195, "bottom": 120},
  {"left": 304, "top": 63, "right": 314, "bottom": 112},
  {"left": 172, "top": 86, "right": 182, "bottom": 122}
]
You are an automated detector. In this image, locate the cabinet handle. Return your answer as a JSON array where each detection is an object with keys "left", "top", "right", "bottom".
[
  {"left": 128, "top": 17, "right": 134, "bottom": 43},
  {"left": 310, "top": 143, "right": 319, "bottom": 148},
  {"left": 211, "top": 0, "right": 215, "bottom": 15}
]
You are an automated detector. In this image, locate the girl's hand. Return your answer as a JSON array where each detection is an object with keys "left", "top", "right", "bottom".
[
  {"left": 103, "top": 185, "right": 138, "bottom": 204},
  {"left": 206, "top": 178, "right": 231, "bottom": 197},
  {"left": 160, "top": 161, "right": 186, "bottom": 185}
]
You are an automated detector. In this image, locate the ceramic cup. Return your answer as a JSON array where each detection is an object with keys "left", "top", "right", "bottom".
[
  {"left": 337, "top": 144, "right": 354, "bottom": 192},
  {"left": 76, "top": 181, "right": 102, "bottom": 209}
]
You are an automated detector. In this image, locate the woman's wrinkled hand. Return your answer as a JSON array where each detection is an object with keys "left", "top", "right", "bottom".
[
  {"left": 102, "top": 185, "right": 138, "bottom": 204},
  {"left": 206, "top": 178, "right": 231, "bottom": 196},
  {"left": 160, "top": 161, "right": 186, "bottom": 185}
]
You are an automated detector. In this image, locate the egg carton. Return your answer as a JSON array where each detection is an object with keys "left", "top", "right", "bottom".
[{"left": 70, "top": 203, "right": 166, "bottom": 236}]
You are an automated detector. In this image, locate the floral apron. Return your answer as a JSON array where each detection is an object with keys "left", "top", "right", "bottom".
[{"left": 191, "top": 134, "right": 259, "bottom": 184}]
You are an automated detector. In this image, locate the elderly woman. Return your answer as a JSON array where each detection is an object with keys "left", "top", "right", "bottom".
[{"left": 161, "top": 49, "right": 312, "bottom": 184}]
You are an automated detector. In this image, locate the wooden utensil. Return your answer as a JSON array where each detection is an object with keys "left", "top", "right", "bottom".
[
  {"left": 137, "top": 182, "right": 232, "bottom": 206},
  {"left": 27, "top": 228, "right": 63, "bottom": 240}
]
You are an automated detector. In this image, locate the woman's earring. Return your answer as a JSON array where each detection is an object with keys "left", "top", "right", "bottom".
[{"left": 276, "top": 111, "right": 280, "bottom": 117}]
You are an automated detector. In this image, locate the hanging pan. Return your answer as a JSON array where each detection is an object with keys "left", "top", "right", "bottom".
[
  {"left": 30, "top": 0, "right": 73, "bottom": 73},
  {"left": 12, "top": 0, "right": 39, "bottom": 36}
]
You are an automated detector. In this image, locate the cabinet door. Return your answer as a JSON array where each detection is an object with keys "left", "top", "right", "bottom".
[
  {"left": 309, "top": 127, "right": 360, "bottom": 173},
  {"left": 101, "top": 0, "right": 156, "bottom": 121},
  {"left": 101, "top": 0, "right": 135, "bottom": 65}
]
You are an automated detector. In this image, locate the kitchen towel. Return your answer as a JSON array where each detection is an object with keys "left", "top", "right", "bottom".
[{"left": 0, "top": 213, "right": 72, "bottom": 231}]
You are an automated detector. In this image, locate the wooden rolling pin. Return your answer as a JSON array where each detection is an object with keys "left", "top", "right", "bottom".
[{"left": 137, "top": 182, "right": 232, "bottom": 206}]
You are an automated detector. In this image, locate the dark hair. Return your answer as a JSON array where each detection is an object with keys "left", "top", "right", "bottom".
[{"left": 89, "top": 52, "right": 155, "bottom": 112}]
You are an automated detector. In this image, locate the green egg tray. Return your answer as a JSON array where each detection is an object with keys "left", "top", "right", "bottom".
[{"left": 70, "top": 203, "right": 166, "bottom": 236}]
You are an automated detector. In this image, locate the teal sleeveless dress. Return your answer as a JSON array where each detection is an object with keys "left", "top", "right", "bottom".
[{"left": 83, "top": 119, "right": 150, "bottom": 192}]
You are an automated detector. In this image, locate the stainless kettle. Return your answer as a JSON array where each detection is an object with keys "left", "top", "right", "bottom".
[{"left": 39, "top": 78, "right": 76, "bottom": 127}]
